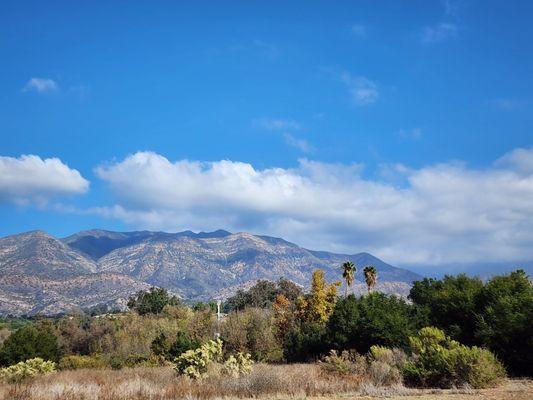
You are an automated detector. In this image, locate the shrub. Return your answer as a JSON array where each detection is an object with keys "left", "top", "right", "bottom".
[
  {"left": 0, "top": 324, "right": 59, "bottom": 366},
  {"left": 151, "top": 331, "right": 199, "bottom": 360},
  {"left": 58, "top": 354, "right": 107, "bottom": 370},
  {"left": 186, "top": 309, "right": 216, "bottom": 343},
  {"left": 221, "top": 308, "right": 283, "bottom": 362},
  {"left": 222, "top": 352, "right": 254, "bottom": 377},
  {"left": 0, "top": 358, "right": 56, "bottom": 383},
  {"left": 0, "top": 328, "right": 10, "bottom": 346},
  {"left": 403, "top": 327, "right": 505, "bottom": 389},
  {"left": 367, "top": 346, "right": 406, "bottom": 386},
  {"left": 174, "top": 339, "right": 223, "bottom": 379},
  {"left": 320, "top": 349, "right": 366, "bottom": 376}
]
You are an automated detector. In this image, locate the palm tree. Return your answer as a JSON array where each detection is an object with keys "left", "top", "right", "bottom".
[
  {"left": 363, "top": 266, "right": 377, "bottom": 292},
  {"left": 341, "top": 261, "right": 356, "bottom": 297}
]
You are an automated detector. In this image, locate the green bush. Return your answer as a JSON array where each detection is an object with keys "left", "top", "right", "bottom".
[
  {"left": 151, "top": 331, "right": 199, "bottom": 360},
  {"left": 222, "top": 352, "right": 254, "bottom": 377},
  {"left": 403, "top": 327, "right": 506, "bottom": 388},
  {"left": 320, "top": 349, "right": 366, "bottom": 376},
  {"left": 0, "top": 324, "right": 59, "bottom": 366},
  {"left": 0, "top": 358, "right": 56, "bottom": 383},
  {"left": 174, "top": 339, "right": 223, "bottom": 379},
  {"left": 58, "top": 354, "right": 107, "bottom": 370}
]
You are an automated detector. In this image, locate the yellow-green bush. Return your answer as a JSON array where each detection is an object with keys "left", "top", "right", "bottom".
[
  {"left": 223, "top": 352, "right": 254, "bottom": 377},
  {"left": 58, "top": 354, "right": 107, "bottom": 370},
  {"left": 320, "top": 349, "right": 367, "bottom": 376},
  {"left": 174, "top": 339, "right": 223, "bottom": 379},
  {"left": 403, "top": 327, "right": 506, "bottom": 388},
  {"left": 0, "top": 358, "right": 56, "bottom": 383}
]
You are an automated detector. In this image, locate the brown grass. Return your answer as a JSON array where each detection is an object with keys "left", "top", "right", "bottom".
[{"left": 0, "top": 364, "right": 531, "bottom": 400}]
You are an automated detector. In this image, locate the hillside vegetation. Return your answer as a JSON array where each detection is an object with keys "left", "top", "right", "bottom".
[{"left": 0, "top": 267, "right": 531, "bottom": 398}]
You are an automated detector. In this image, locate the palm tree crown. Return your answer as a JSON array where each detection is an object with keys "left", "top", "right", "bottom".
[
  {"left": 363, "top": 265, "right": 377, "bottom": 292},
  {"left": 341, "top": 261, "right": 356, "bottom": 297}
]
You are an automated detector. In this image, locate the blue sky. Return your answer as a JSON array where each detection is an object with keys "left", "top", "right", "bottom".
[{"left": 1, "top": 1, "right": 533, "bottom": 269}]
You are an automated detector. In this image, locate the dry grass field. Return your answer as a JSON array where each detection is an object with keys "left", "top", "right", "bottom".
[{"left": 0, "top": 364, "right": 531, "bottom": 400}]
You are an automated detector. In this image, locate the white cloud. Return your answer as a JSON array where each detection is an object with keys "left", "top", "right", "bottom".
[
  {"left": 253, "top": 118, "right": 301, "bottom": 131},
  {"left": 94, "top": 149, "right": 533, "bottom": 266},
  {"left": 283, "top": 133, "right": 315, "bottom": 153},
  {"left": 496, "top": 148, "right": 533, "bottom": 174},
  {"left": 0, "top": 155, "right": 89, "bottom": 205},
  {"left": 23, "top": 78, "right": 58, "bottom": 93},
  {"left": 350, "top": 24, "right": 367, "bottom": 37},
  {"left": 421, "top": 23, "right": 458, "bottom": 43},
  {"left": 340, "top": 73, "right": 379, "bottom": 106}
]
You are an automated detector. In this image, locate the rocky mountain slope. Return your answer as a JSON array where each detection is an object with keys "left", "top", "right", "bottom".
[
  {"left": 0, "top": 231, "right": 151, "bottom": 315},
  {"left": 0, "top": 229, "right": 422, "bottom": 315}
]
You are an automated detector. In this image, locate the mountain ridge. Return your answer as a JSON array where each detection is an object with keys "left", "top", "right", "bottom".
[{"left": 0, "top": 229, "right": 422, "bottom": 315}]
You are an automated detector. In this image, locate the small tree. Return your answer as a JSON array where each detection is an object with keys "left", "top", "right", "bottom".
[
  {"left": 299, "top": 269, "right": 339, "bottom": 324},
  {"left": 273, "top": 294, "right": 292, "bottom": 344},
  {"left": 127, "top": 287, "right": 180, "bottom": 315}
]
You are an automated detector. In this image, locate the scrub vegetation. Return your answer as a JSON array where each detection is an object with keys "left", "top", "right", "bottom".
[{"left": 0, "top": 267, "right": 531, "bottom": 399}]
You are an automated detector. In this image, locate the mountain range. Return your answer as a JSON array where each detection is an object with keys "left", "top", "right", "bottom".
[{"left": 0, "top": 229, "right": 422, "bottom": 316}]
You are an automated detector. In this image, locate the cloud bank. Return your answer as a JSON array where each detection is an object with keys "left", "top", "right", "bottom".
[
  {"left": 94, "top": 149, "right": 533, "bottom": 266},
  {"left": 0, "top": 155, "right": 89, "bottom": 205}
]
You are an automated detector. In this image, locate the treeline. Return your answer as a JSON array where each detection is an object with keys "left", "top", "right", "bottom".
[{"left": 0, "top": 269, "right": 531, "bottom": 378}]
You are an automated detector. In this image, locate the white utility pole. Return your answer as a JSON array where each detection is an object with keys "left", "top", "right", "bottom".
[{"left": 215, "top": 299, "right": 222, "bottom": 339}]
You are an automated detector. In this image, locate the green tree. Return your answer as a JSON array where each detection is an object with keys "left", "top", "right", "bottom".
[
  {"left": 341, "top": 261, "right": 356, "bottom": 298},
  {"left": 127, "top": 287, "right": 180, "bottom": 315},
  {"left": 475, "top": 270, "right": 533, "bottom": 376},
  {"left": 151, "top": 331, "right": 199, "bottom": 360},
  {"left": 192, "top": 301, "right": 218, "bottom": 312},
  {"left": 0, "top": 324, "right": 59, "bottom": 366},
  {"left": 284, "top": 321, "right": 327, "bottom": 362},
  {"left": 363, "top": 266, "right": 377, "bottom": 292},
  {"left": 225, "top": 278, "right": 303, "bottom": 311},
  {"left": 326, "top": 292, "right": 425, "bottom": 353},
  {"left": 409, "top": 274, "right": 483, "bottom": 345}
]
